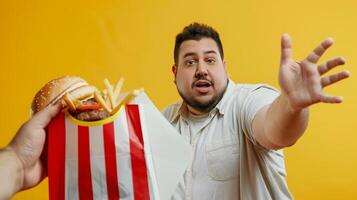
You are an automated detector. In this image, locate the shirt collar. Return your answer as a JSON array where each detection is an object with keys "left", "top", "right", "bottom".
[
  {"left": 170, "top": 79, "right": 235, "bottom": 123},
  {"left": 215, "top": 79, "right": 235, "bottom": 115}
]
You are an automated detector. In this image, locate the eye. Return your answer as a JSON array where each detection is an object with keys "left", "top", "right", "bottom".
[
  {"left": 206, "top": 57, "right": 216, "bottom": 64},
  {"left": 185, "top": 59, "right": 197, "bottom": 66}
]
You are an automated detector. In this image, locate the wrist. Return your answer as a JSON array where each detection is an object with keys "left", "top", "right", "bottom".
[
  {"left": 280, "top": 91, "right": 306, "bottom": 114},
  {"left": 0, "top": 146, "right": 24, "bottom": 199}
]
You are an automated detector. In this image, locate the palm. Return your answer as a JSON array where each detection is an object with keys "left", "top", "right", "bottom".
[
  {"left": 279, "top": 34, "right": 350, "bottom": 110},
  {"left": 280, "top": 60, "right": 322, "bottom": 108}
]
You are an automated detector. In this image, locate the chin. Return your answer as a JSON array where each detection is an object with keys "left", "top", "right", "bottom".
[{"left": 193, "top": 96, "right": 214, "bottom": 105}]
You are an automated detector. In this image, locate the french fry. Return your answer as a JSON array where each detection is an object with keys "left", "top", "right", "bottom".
[
  {"left": 115, "top": 93, "right": 126, "bottom": 107},
  {"left": 113, "top": 78, "right": 124, "bottom": 105},
  {"left": 111, "top": 89, "right": 141, "bottom": 115},
  {"left": 63, "top": 93, "right": 76, "bottom": 112},
  {"left": 94, "top": 90, "right": 112, "bottom": 113},
  {"left": 102, "top": 89, "right": 111, "bottom": 107},
  {"left": 104, "top": 79, "right": 115, "bottom": 109},
  {"left": 133, "top": 88, "right": 144, "bottom": 95}
]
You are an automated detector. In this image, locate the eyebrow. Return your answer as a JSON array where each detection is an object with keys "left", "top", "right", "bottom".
[
  {"left": 183, "top": 50, "right": 217, "bottom": 58},
  {"left": 204, "top": 50, "right": 217, "bottom": 55},
  {"left": 183, "top": 52, "right": 197, "bottom": 58}
]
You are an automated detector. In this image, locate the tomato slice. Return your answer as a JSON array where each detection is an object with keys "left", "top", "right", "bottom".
[{"left": 76, "top": 103, "right": 101, "bottom": 111}]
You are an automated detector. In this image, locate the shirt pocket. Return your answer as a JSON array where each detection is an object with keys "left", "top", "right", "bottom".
[{"left": 206, "top": 138, "right": 239, "bottom": 181}]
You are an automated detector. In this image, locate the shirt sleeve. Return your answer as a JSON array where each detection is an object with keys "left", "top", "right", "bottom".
[{"left": 239, "top": 84, "right": 280, "bottom": 146}]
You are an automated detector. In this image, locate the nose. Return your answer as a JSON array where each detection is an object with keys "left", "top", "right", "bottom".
[{"left": 195, "top": 60, "right": 208, "bottom": 78}]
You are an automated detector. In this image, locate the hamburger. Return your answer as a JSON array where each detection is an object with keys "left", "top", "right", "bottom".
[{"left": 32, "top": 75, "right": 131, "bottom": 121}]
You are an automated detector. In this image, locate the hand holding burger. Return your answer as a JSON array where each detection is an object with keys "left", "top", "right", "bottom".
[
  {"left": 0, "top": 103, "right": 61, "bottom": 199},
  {"left": 0, "top": 75, "right": 136, "bottom": 199}
]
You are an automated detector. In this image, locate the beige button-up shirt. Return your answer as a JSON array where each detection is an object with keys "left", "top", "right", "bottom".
[{"left": 163, "top": 80, "right": 293, "bottom": 200}]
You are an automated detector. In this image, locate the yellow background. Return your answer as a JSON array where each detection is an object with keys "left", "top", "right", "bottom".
[{"left": 1, "top": 0, "right": 356, "bottom": 199}]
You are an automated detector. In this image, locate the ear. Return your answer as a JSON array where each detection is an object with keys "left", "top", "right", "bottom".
[
  {"left": 172, "top": 64, "right": 177, "bottom": 77},
  {"left": 172, "top": 64, "right": 177, "bottom": 84},
  {"left": 223, "top": 60, "right": 229, "bottom": 78}
]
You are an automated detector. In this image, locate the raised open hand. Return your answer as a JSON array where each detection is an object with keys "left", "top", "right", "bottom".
[{"left": 279, "top": 34, "right": 350, "bottom": 111}]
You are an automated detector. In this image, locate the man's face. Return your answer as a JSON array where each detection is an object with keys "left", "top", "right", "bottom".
[{"left": 173, "top": 38, "right": 228, "bottom": 113}]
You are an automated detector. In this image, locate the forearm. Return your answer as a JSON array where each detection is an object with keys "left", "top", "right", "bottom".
[
  {"left": 0, "top": 147, "right": 23, "bottom": 200},
  {"left": 264, "top": 93, "right": 309, "bottom": 148}
]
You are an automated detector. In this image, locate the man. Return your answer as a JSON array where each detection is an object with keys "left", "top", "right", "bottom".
[{"left": 163, "top": 23, "right": 350, "bottom": 199}]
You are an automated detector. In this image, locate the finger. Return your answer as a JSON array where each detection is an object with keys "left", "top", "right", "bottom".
[
  {"left": 321, "top": 70, "right": 351, "bottom": 87},
  {"left": 281, "top": 33, "right": 293, "bottom": 63},
  {"left": 29, "top": 102, "right": 62, "bottom": 128},
  {"left": 305, "top": 37, "right": 334, "bottom": 64},
  {"left": 318, "top": 56, "right": 346, "bottom": 75},
  {"left": 320, "top": 94, "right": 343, "bottom": 103}
]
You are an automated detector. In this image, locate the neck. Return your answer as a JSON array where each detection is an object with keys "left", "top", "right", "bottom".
[{"left": 187, "top": 104, "right": 209, "bottom": 116}]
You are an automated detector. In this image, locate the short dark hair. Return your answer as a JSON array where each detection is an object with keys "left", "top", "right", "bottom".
[{"left": 174, "top": 22, "right": 224, "bottom": 64}]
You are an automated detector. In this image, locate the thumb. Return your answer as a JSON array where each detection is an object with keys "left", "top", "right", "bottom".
[
  {"left": 29, "top": 102, "right": 62, "bottom": 128},
  {"left": 281, "top": 33, "right": 293, "bottom": 63}
]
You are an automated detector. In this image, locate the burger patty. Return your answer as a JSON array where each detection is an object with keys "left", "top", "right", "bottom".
[
  {"left": 73, "top": 110, "right": 111, "bottom": 121},
  {"left": 69, "top": 98, "right": 111, "bottom": 121}
]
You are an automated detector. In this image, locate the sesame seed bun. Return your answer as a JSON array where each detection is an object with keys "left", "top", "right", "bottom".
[{"left": 31, "top": 76, "right": 88, "bottom": 114}]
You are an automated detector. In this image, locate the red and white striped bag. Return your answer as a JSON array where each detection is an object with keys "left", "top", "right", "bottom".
[{"left": 46, "top": 92, "right": 190, "bottom": 200}]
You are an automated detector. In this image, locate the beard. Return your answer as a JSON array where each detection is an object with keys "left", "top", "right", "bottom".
[{"left": 177, "top": 79, "right": 228, "bottom": 113}]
